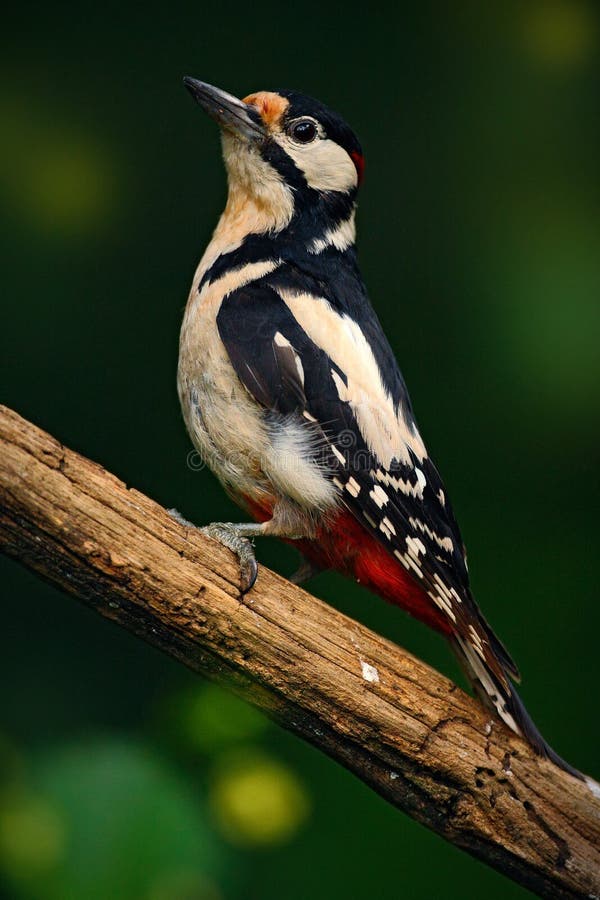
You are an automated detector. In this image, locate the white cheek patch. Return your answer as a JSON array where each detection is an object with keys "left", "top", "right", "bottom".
[{"left": 283, "top": 137, "right": 358, "bottom": 193}]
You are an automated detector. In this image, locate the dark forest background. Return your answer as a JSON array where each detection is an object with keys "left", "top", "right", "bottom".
[{"left": 2, "top": 2, "right": 599, "bottom": 898}]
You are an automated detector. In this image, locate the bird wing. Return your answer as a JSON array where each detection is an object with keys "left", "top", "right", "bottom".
[{"left": 217, "top": 277, "right": 519, "bottom": 683}]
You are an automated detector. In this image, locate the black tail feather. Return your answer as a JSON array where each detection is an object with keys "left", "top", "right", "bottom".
[
  {"left": 502, "top": 681, "right": 582, "bottom": 780},
  {"left": 451, "top": 635, "right": 583, "bottom": 781}
]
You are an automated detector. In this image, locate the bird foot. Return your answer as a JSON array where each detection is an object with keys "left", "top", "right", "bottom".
[{"left": 200, "top": 522, "right": 260, "bottom": 594}]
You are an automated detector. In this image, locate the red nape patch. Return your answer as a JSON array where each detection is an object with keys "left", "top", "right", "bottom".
[
  {"left": 291, "top": 510, "right": 452, "bottom": 636},
  {"left": 350, "top": 151, "right": 365, "bottom": 185}
]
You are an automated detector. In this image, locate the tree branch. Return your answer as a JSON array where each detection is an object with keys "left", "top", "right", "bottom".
[{"left": 1, "top": 404, "right": 598, "bottom": 898}]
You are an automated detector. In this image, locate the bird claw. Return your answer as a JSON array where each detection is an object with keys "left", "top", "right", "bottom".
[{"left": 200, "top": 522, "right": 259, "bottom": 595}]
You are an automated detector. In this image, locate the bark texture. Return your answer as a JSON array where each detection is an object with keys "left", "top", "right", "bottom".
[{"left": 1, "top": 405, "right": 598, "bottom": 898}]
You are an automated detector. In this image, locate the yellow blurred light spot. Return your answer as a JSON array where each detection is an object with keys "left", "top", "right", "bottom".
[
  {"left": 520, "top": 1, "right": 597, "bottom": 67},
  {"left": 0, "top": 795, "right": 66, "bottom": 874},
  {"left": 21, "top": 140, "right": 114, "bottom": 235},
  {"left": 0, "top": 92, "right": 117, "bottom": 237},
  {"left": 210, "top": 753, "right": 310, "bottom": 847}
]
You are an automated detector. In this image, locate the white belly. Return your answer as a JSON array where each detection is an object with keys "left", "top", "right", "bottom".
[{"left": 177, "top": 260, "right": 337, "bottom": 514}]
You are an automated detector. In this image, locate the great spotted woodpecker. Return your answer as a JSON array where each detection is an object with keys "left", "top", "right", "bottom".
[{"left": 178, "top": 78, "right": 581, "bottom": 778}]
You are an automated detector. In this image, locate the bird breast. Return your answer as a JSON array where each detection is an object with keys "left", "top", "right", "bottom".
[{"left": 177, "top": 258, "right": 337, "bottom": 513}]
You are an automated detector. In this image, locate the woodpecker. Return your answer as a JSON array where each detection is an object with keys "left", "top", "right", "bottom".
[{"left": 178, "top": 77, "right": 581, "bottom": 778}]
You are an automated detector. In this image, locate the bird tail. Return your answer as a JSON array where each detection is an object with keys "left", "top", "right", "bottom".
[{"left": 450, "top": 631, "right": 583, "bottom": 781}]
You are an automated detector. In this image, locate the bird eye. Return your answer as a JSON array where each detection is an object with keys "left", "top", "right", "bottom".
[{"left": 289, "top": 119, "right": 318, "bottom": 144}]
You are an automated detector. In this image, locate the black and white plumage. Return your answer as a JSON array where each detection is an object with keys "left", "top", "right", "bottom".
[{"left": 177, "top": 78, "right": 582, "bottom": 779}]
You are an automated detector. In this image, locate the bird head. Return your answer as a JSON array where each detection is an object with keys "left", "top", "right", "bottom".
[{"left": 183, "top": 78, "right": 363, "bottom": 236}]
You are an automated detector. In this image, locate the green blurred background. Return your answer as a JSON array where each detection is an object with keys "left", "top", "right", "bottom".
[{"left": 1, "top": 1, "right": 599, "bottom": 898}]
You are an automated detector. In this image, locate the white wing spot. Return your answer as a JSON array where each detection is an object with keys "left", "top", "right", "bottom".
[
  {"left": 393, "top": 549, "right": 410, "bottom": 570},
  {"left": 433, "top": 573, "right": 452, "bottom": 599},
  {"left": 331, "top": 444, "right": 345, "bottom": 464},
  {"left": 410, "top": 517, "right": 454, "bottom": 554},
  {"left": 468, "top": 625, "right": 486, "bottom": 661},
  {"left": 369, "top": 484, "right": 389, "bottom": 508},
  {"left": 450, "top": 587, "right": 462, "bottom": 604},
  {"left": 346, "top": 477, "right": 361, "bottom": 498},
  {"left": 427, "top": 588, "right": 457, "bottom": 622},
  {"left": 404, "top": 553, "right": 424, "bottom": 578},
  {"left": 330, "top": 368, "right": 349, "bottom": 401},
  {"left": 273, "top": 331, "right": 304, "bottom": 383},
  {"left": 415, "top": 468, "right": 427, "bottom": 491},
  {"left": 379, "top": 517, "right": 396, "bottom": 540},
  {"left": 406, "top": 536, "right": 426, "bottom": 557},
  {"left": 393, "top": 548, "right": 423, "bottom": 578},
  {"left": 375, "top": 469, "right": 425, "bottom": 499},
  {"left": 457, "top": 638, "right": 519, "bottom": 733}
]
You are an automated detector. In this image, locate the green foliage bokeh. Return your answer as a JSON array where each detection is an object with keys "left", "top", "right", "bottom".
[{"left": 1, "top": 2, "right": 599, "bottom": 898}]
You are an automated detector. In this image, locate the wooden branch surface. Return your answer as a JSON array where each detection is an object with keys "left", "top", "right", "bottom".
[{"left": 1, "top": 405, "right": 598, "bottom": 898}]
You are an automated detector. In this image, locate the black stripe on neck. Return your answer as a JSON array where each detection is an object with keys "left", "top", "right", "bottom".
[{"left": 199, "top": 198, "right": 356, "bottom": 294}]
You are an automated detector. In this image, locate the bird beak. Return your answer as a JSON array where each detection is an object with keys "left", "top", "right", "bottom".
[{"left": 183, "top": 77, "right": 265, "bottom": 142}]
